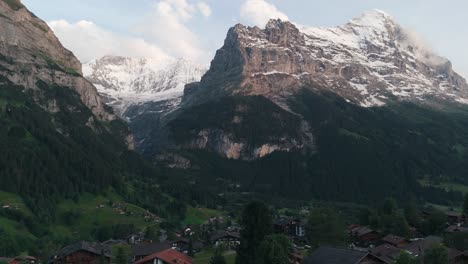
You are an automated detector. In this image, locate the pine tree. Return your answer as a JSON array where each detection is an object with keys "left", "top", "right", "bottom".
[
  {"left": 463, "top": 193, "right": 468, "bottom": 216},
  {"left": 236, "top": 202, "right": 272, "bottom": 264}
]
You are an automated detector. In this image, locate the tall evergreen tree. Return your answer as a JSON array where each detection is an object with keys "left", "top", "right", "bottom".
[
  {"left": 256, "top": 235, "right": 292, "bottom": 264},
  {"left": 306, "top": 208, "right": 346, "bottom": 247},
  {"left": 236, "top": 201, "right": 272, "bottom": 264},
  {"left": 463, "top": 193, "right": 468, "bottom": 216}
]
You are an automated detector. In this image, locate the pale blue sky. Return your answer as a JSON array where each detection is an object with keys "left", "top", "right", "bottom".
[{"left": 22, "top": 0, "right": 468, "bottom": 78}]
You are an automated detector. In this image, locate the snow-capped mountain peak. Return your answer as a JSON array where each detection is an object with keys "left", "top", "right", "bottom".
[
  {"left": 83, "top": 55, "right": 207, "bottom": 114},
  {"left": 189, "top": 12, "right": 468, "bottom": 108}
]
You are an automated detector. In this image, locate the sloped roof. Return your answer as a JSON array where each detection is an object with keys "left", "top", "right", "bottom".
[
  {"left": 371, "top": 244, "right": 400, "bottom": 263},
  {"left": 381, "top": 234, "right": 408, "bottom": 246},
  {"left": 132, "top": 241, "right": 173, "bottom": 257},
  {"left": 350, "top": 226, "right": 376, "bottom": 237},
  {"left": 134, "top": 249, "right": 192, "bottom": 264},
  {"left": 304, "top": 246, "right": 384, "bottom": 264},
  {"left": 54, "top": 241, "right": 112, "bottom": 259},
  {"left": 210, "top": 231, "right": 241, "bottom": 242}
]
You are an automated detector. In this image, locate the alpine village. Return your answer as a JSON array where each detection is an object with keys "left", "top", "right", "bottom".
[{"left": 1, "top": 0, "right": 468, "bottom": 264}]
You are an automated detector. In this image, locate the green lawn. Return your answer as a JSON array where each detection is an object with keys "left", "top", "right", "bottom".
[
  {"left": 0, "top": 216, "right": 35, "bottom": 239},
  {"left": 0, "top": 191, "right": 33, "bottom": 216},
  {"left": 194, "top": 249, "right": 236, "bottom": 264},
  {"left": 50, "top": 191, "right": 159, "bottom": 238},
  {"left": 183, "top": 207, "right": 223, "bottom": 226},
  {"left": 419, "top": 178, "right": 468, "bottom": 195}
]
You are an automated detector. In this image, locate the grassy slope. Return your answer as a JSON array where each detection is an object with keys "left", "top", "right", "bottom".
[
  {"left": 182, "top": 207, "right": 223, "bottom": 226},
  {"left": 0, "top": 190, "right": 158, "bottom": 240}
]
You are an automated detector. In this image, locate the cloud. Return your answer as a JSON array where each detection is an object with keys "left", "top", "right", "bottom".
[
  {"left": 197, "top": 1, "right": 212, "bottom": 17},
  {"left": 133, "top": 0, "right": 211, "bottom": 62},
  {"left": 48, "top": 20, "right": 172, "bottom": 63},
  {"left": 240, "top": 0, "right": 289, "bottom": 27},
  {"left": 48, "top": 0, "right": 213, "bottom": 64}
]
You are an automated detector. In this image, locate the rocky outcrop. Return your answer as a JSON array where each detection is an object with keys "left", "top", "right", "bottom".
[
  {"left": 0, "top": 0, "right": 114, "bottom": 121},
  {"left": 186, "top": 10, "right": 468, "bottom": 108}
]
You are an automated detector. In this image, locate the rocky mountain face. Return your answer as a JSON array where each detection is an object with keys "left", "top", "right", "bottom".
[
  {"left": 149, "top": 10, "right": 467, "bottom": 162},
  {"left": 0, "top": 0, "right": 114, "bottom": 121},
  {"left": 187, "top": 10, "right": 468, "bottom": 108},
  {"left": 83, "top": 55, "right": 207, "bottom": 115},
  {"left": 0, "top": 0, "right": 146, "bottom": 210}
]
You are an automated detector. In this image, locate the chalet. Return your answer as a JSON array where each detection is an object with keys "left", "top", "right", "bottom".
[
  {"left": 304, "top": 246, "right": 386, "bottom": 264},
  {"left": 273, "top": 218, "right": 307, "bottom": 238},
  {"left": 446, "top": 225, "right": 468, "bottom": 233},
  {"left": 171, "top": 238, "right": 203, "bottom": 254},
  {"left": 133, "top": 249, "right": 192, "bottom": 264},
  {"left": 9, "top": 256, "right": 37, "bottom": 264},
  {"left": 446, "top": 211, "right": 465, "bottom": 224},
  {"left": 131, "top": 241, "right": 173, "bottom": 262},
  {"left": 349, "top": 226, "right": 381, "bottom": 246},
  {"left": 273, "top": 217, "right": 293, "bottom": 234},
  {"left": 370, "top": 244, "right": 401, "bottom": 263},
  {"left": 50, "top": 241, "right": 111, "bottom": 264},
  {"left": 289, "top": 219, "right": 307, "bottom": 237},
  {"left": 210, "top": 231, "right": 241, "bottom": 249},
  {"left": 380, "top": 234, "right": 409, "bottom": 248}
]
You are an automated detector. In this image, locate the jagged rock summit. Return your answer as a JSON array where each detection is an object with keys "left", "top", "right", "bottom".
[
  {"left": 186, "top": 10, "right": 468, "bottom": 107},
  {"left": 0, "top": 0, "right": 114, "bottom": 120}
]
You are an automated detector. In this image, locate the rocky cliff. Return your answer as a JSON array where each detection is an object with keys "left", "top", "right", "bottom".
[
  {"left": 186, "top": 10, "right": 468, "bottom": 108},
  {"left": 0, "top": 0, "right": 114, "bottom": 121}
]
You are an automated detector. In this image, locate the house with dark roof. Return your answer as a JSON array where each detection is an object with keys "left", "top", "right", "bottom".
[
  {"left": 131, "top": 241, "right": 173, "bottom": 262},
  {"left": 210, "top": 231, "right": 240, "bottom": 249},
  {"left": 273, "top": 218, "right": 307, "bottom": 238},
  {"left": 380, "top": 234, "right": 409, "bottom": 248},
  {"left": 446, "top": 225, "right": 468, "bottom": 233},
  {"left": 49, "top": 241, "right": 112, "bottom": 264},
  {"left": 446, "top": 211, "right": 465, "bottom": 224},
  {"left": 171, "top": 238, "right": 203, "bottom": 254},
  {"left": 303, "top": 246, "right": 386, "bottom": 264},
  {"left": 133, "top": 249, "right": 192, "bottom": 264},
  {"left": 349, "top": 226, "right": 381, "bottom": 246},
  {"left": 370, "top": 244, "right": 401, "bottom": 264}
]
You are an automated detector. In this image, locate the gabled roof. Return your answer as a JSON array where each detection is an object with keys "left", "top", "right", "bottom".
[
  {"left": 381, "top": 234, "right": 408, "bottom": 246},
  {"left": 131, "top": 241, "right": 173, "bottom": 257},
  {"left": 304, "top": 246, "right": 385, "bottom": 264},
  {"left": 54, "top": 241, "right": 112, "bottom": 260},
  {"left": 210, "top": 231, "right": 240, "bottom": 242},
  {"left": 370, "top": 244, "right": 400, "bottom": 264},
  {"left": 446, "top": 211, "right": 463, "bottom": 217},
  {"left": 350, "top": 226, "right": 376, "bottom": 237},
  {"left": 445, "top": 225, "right": 468, "bottom": 233},
  {"left": 134, "top": 249, "right": 192, "bottom": 264}
]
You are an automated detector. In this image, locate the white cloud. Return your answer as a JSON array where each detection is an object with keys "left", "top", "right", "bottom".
[
  {"left": 133, "top": 0, "right": 211, "bottom": 62},
  {"left": 197, "top": 1, "right": 212, "bottom": 17},
  {"left": 240, "top": 0, "right": 289, "bottom": 27},
  {"left": 48, "top": 0, "right": 213, "bottom": 64},
  {"left": 48, "top": 20, "right": 172, "bottom": 63}
]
